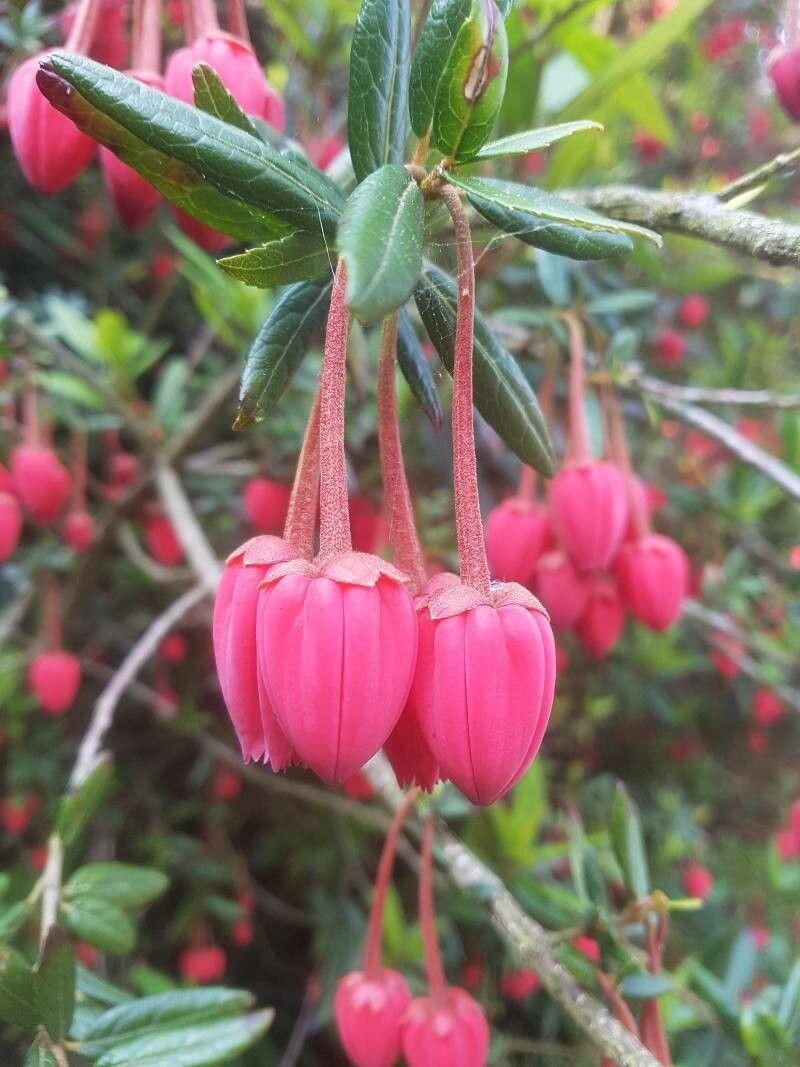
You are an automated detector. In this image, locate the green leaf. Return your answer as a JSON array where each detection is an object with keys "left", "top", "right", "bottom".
[
  {"left": 191, "top": 63, "right": 260, "bottom": 138},
  {"left": 347, "top": 0, "right": 411, "bottom": 182},
  {"left": 481, "top": 200, "right": 633, "bottom": 259},
  {"left": 415, "top": 263, "right": 555, "bottom": 475},
  {"left": 396, "top": 310, "right": 443, "bottom": 429},
  {"left": 586, "top": 290, "right": 657, "bottom": 315},
  {"left": 235, "top": 277, "right": 333, "bottom": 429},
  {"left": 0, "top": 948, "right": 39, "bottom": 1031},
  {"left": 535, "top": 250, "right": 572, "bottom": 305},
  {"left": 723, "top": 930, "right": 758, "bottom": 1006},
  {"left": 36, "top": 927, "right": 75, "bottom": 1042},
  {"left": 76, "top": 965, "right": 135, "bottom": 1007},
  {"left": 56, "top": 756, "right": 113, "bottom": 847},
  {"left": 778, "top": 958, "right": 800, "bottom": 1032},
  {"left": 444, "top": 171, "right": 661, "bottom": 247},
  {"left": 81, "top": 988, "right": 254, "bottom": 1057},
  {"left": 609, "top": 783, "right": 650, "bottom": 900},
  {"left": 474, "top": 120, "right": 602, "bottom": 159},
  {"left": 94, "top": 1009, "right": 274, "bottom": 1067},
  {"left": 337, "top": 165, "right": 424, "bottom": 323},
  {"left": 62, "top": 898, "right": 136, "bottom": 956},
  {"left": 430, "top": 0, "right": 509, "bottom": 160},
  {"left": 0, "top": 898, "right": 37, "bottom": 941},
  {"left": 23, "top": 1045, "right": 57, "bottom": 1067},
  {"left": 619, "top": 972, "right": 674, "bottom": 999},
  {"left": 217, "top": 232, "right": 332, "bottom": 289},
  {"left": 65, "top": 864, "right": 168, "bottom": 910},
  {"left": 409, "top": 0, "right": 471, "bottom": 138},
  {"left": 39, "top": 53, "right": 343, "bottom": 243},
  {"left": 741, "top": 1009, "right": 795, "bottom": 1067}
]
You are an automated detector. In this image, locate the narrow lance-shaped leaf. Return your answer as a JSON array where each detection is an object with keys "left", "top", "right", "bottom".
[
  {"left": 191, "top": 63, "right": 261, "bottom": 138},
  {"left": 474, "top": 120, "right": 603, "bottom": 160},
  {"left": 38, "top": 53, "right": 343, "bottom": 243},
  {"left": 427, "top": 0, "right": 509, "bottom": 161},
  {"left": 23, "top": 1046, "right": 58, "bottom": 1067},
  {"left": 56, "top": 755, "right": 113, "bottom": 847},
  {"left": 347, "top": 0, "right": 410, "bottom": 182},
  {"left": 415, "top": 264, "right": 555, "bottom": 475},
  {"left": 396, "top": 310, "right": 443, "bottom": 429},
  {"left": 337, "top": 165, "right": 424, "bottom": 323},
  {"left": 35, "top": 927, "right": 75, "bottom": 1043},
  {"left": 609, "top": 784, "right": 650, "bottom": 900},
  {"left": 217, "top": 233, "right": 333, "bottom": 289},
  {"left": 94, "top": 1008, "right": 274, "bottom": 1067},
  {"left": 444, "top": 171, "right": 662, "bottom": 247},
  {"left": 235, "top": 277, "right": 334, "bottom": 429},
  {"left": 80, "top": 988, "right": 254, "bottom": 1057}
]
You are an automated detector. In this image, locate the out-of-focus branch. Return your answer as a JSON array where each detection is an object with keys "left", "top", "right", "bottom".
[
  {"left": 717, "top": 145, "right": 800, "bottom": 203},
  {"left": 569, "top": 186, "right": 800, "bottom": 269},
  {"left": 618, "top": 382, "right": 800, "bottom": 503},
  {"left": 364, "top": 756, "right": 663, "bottom": 1067},
  {"left": 623, "top": 373, "right": 800, "bottom": 411},
  {"left": 69, "top": 584, "right": 207, "bottom": 789},
  {"left": 154, "top": 461, "right": 221, "bottom": 592}
]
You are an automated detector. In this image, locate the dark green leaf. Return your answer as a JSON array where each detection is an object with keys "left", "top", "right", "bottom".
[
  {"left": 81, "top": 988, "right": 254, "bottom": 1057},
  {"left": 94, "top": 1009, "right": 274, "bottom": 1067},
  {"left": 535, "top": 250, "right": 572, "bottom": 305},
  {"left": 191, "top": 63, "right": 260, "bottom": 139},
  {"left": 444, "top": 171, "right": 660, "bottom": 247},
  {"left": 396, "top": 310, "right": 443, "bottom": 429},
  {"left": 36, "top": 927, "right": 75, "bottom": 1042},
  {"left": 0, "top": 898, "right": 36, "bottom": 940},
  {"left": 76, "top": 965, "right": 134, "bottom": 1007},
  {"left": 474, "top": 120, "right": 602, "bottom": 159},
  {"left": 235, "top": 277, "right": 333, "bottom": 429},
  {"left": 62, "top": 898, "right": 136, "bottom": 956},
  {"left": 337, "top": 165, "right": 424, "bottom": 323},
  {"left": 347, "top": 0, "right": 410, "bottom": 182},
  {"left": 217, "top": 232, "right": 332, "bottom": 289},
  {"left": 741, "top": 1009, "right": 795, "bottom": 1067},
  {"left": 723, "top": 930, "right": 758, "bottom": 1006},
  {"left": 39, "top": 54, "right": 343, "bottom": 243},
  {"left": 65, "top": 864, "right": 168, "bottom": 909},
  {"left": 56, "top": 756, "right": 113, "bottom": 847},
  {"left": 430, "top": 0, "right": 508, "bottom": 160},
  {"left": 0, "top": 948, "right": 39, "bottom": 1031},
  {"left": 415, "top": 263, "right": 555, "bottom": 474},
  {"left": 409, "top": 0, "right": 471, "bottom": 139},
  {"left": 586, "top": 290, "right": 658, "bottom": 315},
  {"left": 474, "top": 196, "right": 634, "bottom": 260},
  {"left": 609, "top": 783, "right": 650, "bottom": 900}
]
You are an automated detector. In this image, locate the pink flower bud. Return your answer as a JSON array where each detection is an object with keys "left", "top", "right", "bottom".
[
  {"left": 213, "top": 537, "right": 299, "bottom": 768},
  {"left": 100, "top": 73, "right": 163, "bottom": 231},
  {"left": 548, "top": 461, "right": 629, "bottom": 572},
  {"left": 335, "top": 970, "right": 412, "bottom": 1067},
  {"left": 681, "top": 862, "right": 713, "bottom": 900},
  {"left": 401, "top": 987, "right": 489, "bottom": 1067},
  {"left": 179, "top": 944, "right": 227, "bottom": 984},
  {"left": 164, "top": 33, "right": 285, "bottom": 129},
  {"left": 60, "top": 0, "right": 129, "bottom": 69},
  {"left": 242, "top": 477, "right": 292, "bottom": 534},
  {"left": 11, "top": 445, "right": 71, "bottom": 525},
  {"left": 63, "top": 509, "right": 96, "bottom": 553},
  {"left": 752, "top": 687, "right": 785, "bottom": 727},
  {"left": 144, "top": 513, "right": 185, "bottom": 567},
  {"left": 159, "top": 632, "right": 188, "bottom": 664},
  {"left": 384, "top": 702, "right": 440, "bottom": 792},
  {"left": 411, "top": 582, "right": 555, "bottom": 805},
  {"left": 0, "top": 492, "right": 22, "bottom": 562},
  {"left": 500, "top": 968, "right": 540, "bottom": 1001},
  {"left": 8, "top": 53, "right": 97, "bottom": 194},
  {"left": 679, "top": 295, "right": 710, "bottom": 329},
  {"left": 28, "top": 650, "right": 81, "bottom": 715},
  {"left": 576, "top": 576, "right": 625, "bottom": 659},
  {"left": 256, "top": 553, "right": 418, "bottom": 783},
  {"left": 533, "top": 550, "right": 589, "bottom": 630},
  {"left": 109, "top": 451, "right": 139, "bottom": 486},
  {"left": 614, "top": 534, "right": 689, "bottom": 631},
  {"left": 0, "top": 795, "right": 40, "bottom": 836},
  {"left": 653, "top": 328, "right": 685, "bottom": 367},
  {"left": 0, "top": 462, "right": 14, "bottom": 495},
  {"left": 485, "top": 497, "right": 552, "bottom": 586},
  {"left": 573, "top": 935, "right": 600, "bottom": 963}
]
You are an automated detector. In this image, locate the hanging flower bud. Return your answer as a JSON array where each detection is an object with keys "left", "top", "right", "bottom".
[
  {"left": 213, "top": 536, "right": 299, "bottom": 768},
  {"left": 768, "top": 46, "right": 800, "bottom": 123},
  {"left": 242, "top": 477, "right": 292, "bottom": 534},
  {"left": 614, "top": 534, "right": 689, "bottom": 631},
  {"left": 0, "top": 462, "right": 14, "bottom": 496},
  {"left": 63, "top": 510, "right": 96, "bottom": 553},
  {"left": 164, "top": 35, "right": 285, "bottom": 129},
  {"left": 7, "top": 53, "right": 98, "bottom": 193},
  {"left": 28, "top": 650, "right": 82, "bottom": 715},
  {"left": 144, "top": 512, "right": 185, "bottom": 567},
  {"left": 100, "top": 78, "right": 164, "bottom": 230},
  {"left": 109, "top": 450, "right": 139, "bottom": 487},
  {"left": 653, "top": 328, "right": 685, "bottom": 367},
  {"left": 257, "top": 266, "right": 418, "bottom": 784},
  {"left": 533, "top": 549, "right": 589, "bottom": 630},
  {"left": 576, "top": 576, "right": 625, "bottom": 659},
  {"left": 159, "top": 632, "right": 188, "bottom": 664},
  {"left": 179, "top": 944, "right": 227, "bottom": 984},
  {"left": 682, "top": 862, "right": 713, "bottom": 900},
  {"left": 400, "top": 817, "right": 490, "bottom": 1067},
  {"left": 548, "top": 315, "right": 628, "bottom": 572},
  {"left": 0, "top": 492, "right": 23, "bottom": 562},
  {"left": 334, "top": 793, "right": 416, "bottom": 1067},
  {"left": 60, "top": 0, "right": 129, "bottom": 68},
  {"left": 500, "top": 969, "right": 540, "bottom": 1001},
  {"left": 679, "top": 294, "right": 709, "bottom": 329},
  {"left": 485, "top": 495, "right": 551, "bottom": 586},
  {"left": 11, "top": 446, "right": 71, "bottom": 525},
  {"left": 752, "top": 688, "right": 786, "bottom": 727}
]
